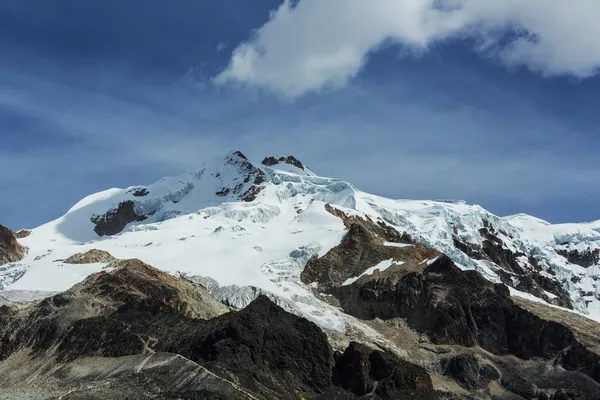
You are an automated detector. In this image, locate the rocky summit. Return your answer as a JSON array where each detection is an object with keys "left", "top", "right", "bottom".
[{"left": 1, "top": 151, "right": 600, "bottom": 399}]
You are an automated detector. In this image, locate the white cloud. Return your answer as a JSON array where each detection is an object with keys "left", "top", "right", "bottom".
[
  {"left": 215, "top": 0, "right": 600, "bottom": 97},
  {"left": 216, "top": 42, "right": 227, "bottom": 52},
  {"left": 2, "top": 55, "right": 599, "bottom": 228}
]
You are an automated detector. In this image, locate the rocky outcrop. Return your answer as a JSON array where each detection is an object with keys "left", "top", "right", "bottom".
[
  {"left": 62, "top": 249, "right": 116, "bottom": 264},
  {"left": 91, "top": 200, "right": 149, "bottom": 236},
  {"left": 261, "top": 156, "right": 279, "bottom": 166},
  {"left": 330, "top": 255, "right": 600, "bottom": 396},
  {"left": 514, "top": 273, "right": 572, "bottom": 309},
  {"left": 301, "top": 205, "right": 433, "bottom": 290},
  {"left": 557, "top": 247, "right": 600, "bottom": 268},
  {"left": 261, "top": 155, "right": 305, "bottom": 170},
  {"left": 12, "top": 229, "right": 31, "bottom": 239},
  {"left": 331, "top": 342, "right": 434, "bottom": 399},
  {"left": 0, "top": 224, "right": 24, "bottom": 266},
  {"left": 336, "top": 256, "right": 567, "bottom": 355},
  {"left": 0, "top": 260, "right": 230, "bottom": 360},
  {"left": 218, "top": 151, "right": 267, "bottom": 203},
  {"left": 454, "top": 222, "right": 573, "bottom": 308},
  {"left": 297, "top": 204, "right": 600, "bottom": 398},
  {"left": 127, "top": 187, "right": 150, "bottom": 197},
  {"left": 442, "top": 354, "right": 499, "bottom": 391}
]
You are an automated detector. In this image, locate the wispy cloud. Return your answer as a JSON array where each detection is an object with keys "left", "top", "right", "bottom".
[
  {"left": 1, "top": 46, "right": 599, "bottom": 228},
  {"left": 217, "top": 42, "right": 228, "bottom": 52},
  {"left": 216, "top": 0, "right": 600, "bottom": 98}
]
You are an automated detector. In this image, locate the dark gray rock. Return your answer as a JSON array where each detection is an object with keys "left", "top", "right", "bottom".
[
  {"left": 90, "top": 200, "right": 149, "bottom": 236},
  {"left": 261, "top": 155, "right": 305, "bottom": 170},
  {"left": 128, "top": 188, "right": 150, "bottom": 197},
  {"left": 557, "top": 247, "right": 600, "bottom": 268},
  {"left": 453, "top": 225, "right": 573, "bottom": 308},
  {"left": 443, "top": 354, "right": 499, "bottom": 390},
  {"left": 332, "top": 342, "right": 435, "bottom": 399},
  {"left": 332, "top": 255, "right": 600, "bottom": 393},
  {"left": 301, "top": 205, "right": 432, "bottom": 290}
]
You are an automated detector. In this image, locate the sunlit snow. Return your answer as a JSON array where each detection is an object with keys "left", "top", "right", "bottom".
[{"left": 2, "top": 151, "right": 600, "bottom": 328}]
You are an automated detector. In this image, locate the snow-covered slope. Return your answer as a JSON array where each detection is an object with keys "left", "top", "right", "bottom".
[{"left": 2, "top": 151, "right": 600, "bottom": 329}]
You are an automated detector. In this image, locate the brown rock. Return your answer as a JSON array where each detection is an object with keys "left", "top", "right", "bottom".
[
  {"left": 0, "top": 224, "right": 25, "bottom": 266},
  {"left": 301, "top": 204, "right": 435, "bottom": 290},
  {"left": 62, "top": 249, "right": 116, "bottom": 264},
  {"left": 13, "top": 230, "right": 31, "bottom": 239}
]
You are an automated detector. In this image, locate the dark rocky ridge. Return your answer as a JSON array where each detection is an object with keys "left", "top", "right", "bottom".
[
  {"left": 330, "top": 255, "right": 600, "bottom": 398},
  {"left": 557, "top": 246, "right": 600, "bottom": 268},
  {"left": 0, "top": 259, "right": 434, "bottom": 399},
  {"left": 331, "top": 342, "right": 434, "bottom": 399},
  {"left": 298, "top": 207, "right": 600, "bottom": 398},
  {"left": 301, "top": 204, "right": 431, "bottom": 290},
  {"left": 262, "top": 155, "right": 305, "bottom": 170},
  {"left": 0, "top": 224, "right": 25, "bottom": 266},
  {"left": 91, "top": 200, "right": 150, "bottom": 236},
  {"left": 217, "top": 151, "right": 267, "bottom": 203},
  {"left": 442, "top": 354, "right": 500, "bottom": 391},
  {"left": 453, "top": 221, "right": 573, "bottom": 308},
  {"left": 128, "top": 187, "right": 150, "bottom": 197}
]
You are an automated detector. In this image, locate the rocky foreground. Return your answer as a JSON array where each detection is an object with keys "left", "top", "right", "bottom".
[
  {"left": 0, "top": 253, "right": 599, "bottom": 399},
  {"left": 0, "top": 259, "right": 436, "bottom": 399}
]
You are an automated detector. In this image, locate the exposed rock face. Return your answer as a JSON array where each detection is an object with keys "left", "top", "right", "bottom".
[
  {"left": 127, "top": 187, "right": 150, "bottom": 197},
  {"left": 62, "top": 249, "right": 116, "bottom": 264},
  {"left": 13, "top": 229, "right": 31, "bottom": 239},
  {"left": 219, "top": 151, "right": 267, "bottom": 203},
  {"left": 453, "top": 222, "right": 573, "bottom": 308},
  {"left": 557, "top": 247, "right": 600, "bottom": 268},
  {"left": 261, "top": 156, "right": 279, "bottom": 166},
  {"left": 91, "top": 200, "right": 149, "bottom": 236},
  {"left": 442, "top": 354, "right": 499, "bottom": 391},
  {"left": 299, "top": 203, "right": 600, "bottom": 398},
  {"left": 261, "top": 155, "right": 305, "bottom": 170},
  {"left": 0, "top": 259, "right": 432, "bottom": 399},
  {"left": 329, "top": 255, "right": 600, "bottom": 397},
  {"left": 336, "top": 256, "right": 568, "bottom": 356},
  {"left": 301, "top": 205, "right": 432, "bottom": 290},
  {"left": 0, "top": 224, "right": 24, "bottom": 266},
  {"left": 331, "top": 342, "right": 434, "bottom": 399},
  {"left": 232, "top": 150, "right": 248, "bottom": 160}
]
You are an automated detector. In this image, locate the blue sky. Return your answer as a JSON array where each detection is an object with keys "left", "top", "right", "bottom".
[{"left": 1, "top": 0, "right": 599, "bottom": 229}]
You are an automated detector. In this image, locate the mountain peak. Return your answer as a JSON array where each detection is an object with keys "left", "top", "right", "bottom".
[
  {"left": 262, "top": 155, "right": 305, "bottom": 170},
  {"left": 2, "top": 150, "right": 600, "bottom": 399},
  {"left": 228, "top": 150, "right": 248, "bottom": 161}
]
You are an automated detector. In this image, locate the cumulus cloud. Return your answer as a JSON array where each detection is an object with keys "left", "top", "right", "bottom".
[{"left": 215, "top": 0, "right": 600, "bottom": 97}]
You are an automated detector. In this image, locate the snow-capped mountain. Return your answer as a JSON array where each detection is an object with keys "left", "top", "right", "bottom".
[
  {"left": 2, "top": 150, "right": 599, "bottom": 328},
  {"left": 3, "top": 150, "right": 600, "bottom": 399}
]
